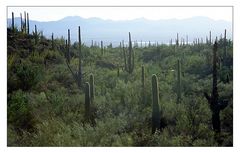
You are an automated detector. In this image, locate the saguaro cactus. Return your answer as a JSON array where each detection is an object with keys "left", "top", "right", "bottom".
[
  {"left": 24, "top": 11, "right": 27, "bottom": 33},
  {"left": 85, "top": 82, "right": 90, "bottom": 120},
  {"left": 20, "top": 13, "right": 23, "bottom": 32},
  {"left": 33, "top": 25, "right": 38, "bottom": 45},
  {"left": 27, "top": 13, "right": 29, "bottom": 34},
  {"left": 204, "top": 40, "right": 228, "bottom": 133},
  {"left": 51, "top": 33, "right": 54, "bottom": 50},
  {"left": 65, "top": 26, "right": 83, "bottom": 89},
  {"left": 122, "top": 40, "right": 127, "bottom": 71},
  {"left": 176, "top": 33, "right": 179, "bottom": 46},
  {"left": 90, "top": 74, "right": 94, "bottom": 101},
  {"left": 101, "top": 41, "right": 104, "bottom": 55},
  {"left": 152, "top": 74, "right": 161, "bottom": 134},
  {"left": 177, "top": 59, "right": 182, "bottom": 103},
  {"left": 11, "top": 12, "right": 14, "bottom": 30},
  {"left": 127, "top": 32, "right": 134, "bottom": 73}
]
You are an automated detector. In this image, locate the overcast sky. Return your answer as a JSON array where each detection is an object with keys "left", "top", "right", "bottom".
[{"left": 7, "top": 6, "right": 232, "bottom": 22}]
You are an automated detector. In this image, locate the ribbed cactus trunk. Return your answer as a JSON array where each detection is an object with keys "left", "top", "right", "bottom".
[
  {"left": 128, "top": 32, "right": 134, "bottom": 74},
  {"left": 51, "top": 33, "right": 54, "bottom": 50},
  {"left": 176, "top": 33, "right": 179, "bottom": 46},
  {"left": 27, "top": 13, "right": 29, "bottom": 34},
  {"left": 78, "top": 26, "right": 82, "bottom": 88},
  {"left": 85, "top": 82, "right": 91, "bottom": 120},
  {"left": 204, "top": 40, "right": 228, "bottom": 134},
  {"left": 177, "top": 59, "right": 182, "bottom": 103},
  {"left": 67, "top": 29, "right": 71, "bottom": 63},
  {"left": 20, "top": 13, "right": 23, "bottom": 32},
  {"left": 90, "top": 74, "right": 94, "bottom": 102},
  {"left": 152, "top": 74, "right": 161, "bottom": 134},
  {"left": 11, "top": 12, "right": 14, "bottom": 30},
  {"left": 24, "top": 11, "right": 27, "bottom": 33},
  {"left": 34, "top": 25, "right": 38, "bottom": 45},
  {"left": 65, "top": 39, "right": 68, "bottom": 58},
  {"left": 122, "top": 40, "right": 127, "bottom": 72},
  {"left": 101, "top": 41, "right": 104, "bottom": 55},
  {"left": 128, "top": 32, "right": 132, "bottom": 73}
]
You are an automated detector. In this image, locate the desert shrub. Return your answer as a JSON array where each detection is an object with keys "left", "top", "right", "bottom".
[
  {"left": 8, "top": 90, "right": 35, "bottom": 132},
  {"left": 14, "top": 60, "right": 43, "bottom": 91},
  {"left": 28, "top": 52, "right": 44, "bottom": 64},
  {"left": 43, "top": 50, "right": 63, "bottom": 64}
]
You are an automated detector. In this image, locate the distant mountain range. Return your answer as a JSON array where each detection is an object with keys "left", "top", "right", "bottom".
[{"left": 7, "top": 16, "right": 232, "bottom": 46}]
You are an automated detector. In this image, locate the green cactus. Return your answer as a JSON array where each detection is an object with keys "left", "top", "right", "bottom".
[
  {"left": 90, "top": 74, "right": 94, "bottom": 101},
  {"left": 177, "top": 59, "right": 182, "bottom": 103},
  {"left": 33, "top": 25, "right": 38, "bottom": 45},
  {"left": 85, "top": 82, "right": 90, "bottom": 120},
  {"left": 127, "top": 32, "right": 134, "bottom": 73},
  {"left": 122, "top": 40, "right": 127, "bottom": 72},
  {"left": 11, "top": 12, "right": 14, "bottom": 30},
  {"left": 20, "top": 13, "right": 23, "bottom": 32},
  {"left": 65, "top": 27, "right": 83, "bottom": 89},
  {"left": 24, "top": 11, "right": 27, "bottom": 33},
  {"left": 204, "top": 40, "right": 228, "bottom": 133},
  {"left": 101, "top": 41, "right": 104, "bottom": 55},
  {"left": 176, "top": 33, "right": 179, "bottom": 46},
  {"left": 27, "top": 13, "right": 29, "bottom": 34},
  {"left": 151, "top": 74, "right": 161, "bottom": 134},
  {"left": 51, "top": 33, "right": 54, "bottom": 50}
]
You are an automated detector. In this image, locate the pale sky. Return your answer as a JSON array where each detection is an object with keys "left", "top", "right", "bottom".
[{"left": 7, "top": 6, "right": 232, "bottom": 22}]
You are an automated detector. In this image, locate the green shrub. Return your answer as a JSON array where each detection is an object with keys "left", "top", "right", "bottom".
[
  {"left": 15, "top": 60, "right": 43, "bottom": 91},
  {"left": 8, "top": 90, "right": 35, "bottom": 131}
]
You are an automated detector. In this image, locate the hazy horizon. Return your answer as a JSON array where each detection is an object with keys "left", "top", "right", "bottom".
[{"left": 7, "top": 6, "right": 232, "bottom": 22}]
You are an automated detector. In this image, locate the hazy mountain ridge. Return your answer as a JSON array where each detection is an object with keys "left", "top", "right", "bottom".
[{"left": 8, "top": 16, "right": 232, "bottom": 46}]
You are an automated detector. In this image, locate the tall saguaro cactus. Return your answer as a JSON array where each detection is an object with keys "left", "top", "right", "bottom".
[
  {"left": 176, "top": 33, "right": 179, "bottom": 46},
  {"left": 65, "top": 26, "right": 83, "bottom": 89},
  {"left": 20, "top": 13, "right": 23, "bottom": 32},
  {"left": 24, "top": 11, "right": 27, "bottom": 33},
  {"left": 51, "top": 33, "right": 54, "bottom": 50},
  {"left": 11, "top": 12, "right": 14, "bottom": 30},
  {"left": 126, "top": 32, "right": 134, "bottom": 74},
  {"left": 204, "top": 40, "right": 228, "bottom": 133},
  {"left": 85, "top": 82, "right": 90, "bottom": 120},
  {"left": 101, "top": 41, "right": 104, "bottom": 55},
  {"left": 90, "top": 74, "right": 94, "bottom": 101},
  {"left": 152, "top": 74, "right": 161, "bottom": 134},
  {"left": 33, "top": 25, "right": 38, "bottom": 45},
  {"left": 27, "top": 13, "right": 29, "bottom": 34},
  {"left": 122, "top": 40, "right": 127, "bottom": 71},
  {"left": 177, "top": 59, "right": 182, "bottom": 103}
]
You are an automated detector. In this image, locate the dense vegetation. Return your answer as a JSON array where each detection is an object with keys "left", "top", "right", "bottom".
[{"left": 7, "top": 14, "right": 233, "bottom": 146}]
